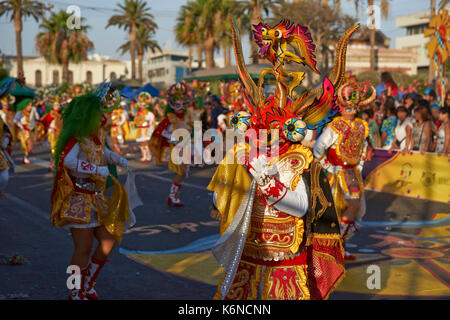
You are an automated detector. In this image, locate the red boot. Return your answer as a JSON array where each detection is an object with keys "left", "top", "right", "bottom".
[
  {"left": 138, "top": 146, "right": 146, "bottom": 162},
  {"left": 340, "top": 218, "right": 359, "bottom": 261},
  {"left": 84, "top": 257, "right": 107, "bottom": 300},
  {"left": 168, "top": 183, "right": 183, "bottom": 207}
]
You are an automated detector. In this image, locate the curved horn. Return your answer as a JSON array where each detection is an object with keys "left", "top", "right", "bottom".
[
  {"left": 293, "top": 24, "right": 360, "bottom": 114},
  {"left": 358, "top": 84, "right": 377, "bottom": 106},
  {"left": 229, "top": 15, "right": 262, "bottom": 109},
  {"left": 328, "top": 24, "right": 360, "bottom": 90}
]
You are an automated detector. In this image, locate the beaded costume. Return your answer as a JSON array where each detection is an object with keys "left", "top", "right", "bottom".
[
  {"left": 135, "top": 92, "right": 155, "bottom": 162},
  {"left": 150, "top": 82, "right": 193, "bottom": 206},
  {"left": 50, "top": 79, "right": 135, "bottom": 300},
  {"left": 313, "top": 76, "right": 375, "bottom": 260},
  {"left": 208, "top": 17, "right": 359, "bottom": 300},
  {"left": 0, "top": 79, "right": 17, "bottom": 196},
  {"left": 40, "top": 100, "right": 63, "bottom": 169},
  {"left": 14, "top": 98, "right": 39, "bottom": 164}
]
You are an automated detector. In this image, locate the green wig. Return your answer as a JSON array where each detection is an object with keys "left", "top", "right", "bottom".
[
  {"left": 53, "top": 93, "right": 103, "bottom": 170},
  {"left": 16, "top": 98, "right": 32, "bottom": 112}
]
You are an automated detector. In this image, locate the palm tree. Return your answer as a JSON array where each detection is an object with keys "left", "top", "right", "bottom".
[
  {"left": 35, "top": 10, "right": 93, "bottom": 83},
  {"left": 0, "top": 0, "right": 49, "bottom": 78},
  {"left": 106, "top": 0, "right": 158, "bottom": 80},
  {"left": 175, "top": 3, "right": 198, "bottom": 72},
  {"left": 216, "top": 0, "right": 250, "bottom": 67},
  {"left": 175, "top": 0, "right": 221, "bottom": 70},
  {"left": 196, "top": 0, "right": 222, "bottom": 69},
  {"left": 119, "top": 25, "right": 161, "bottom": 82},
  {"left": 175, "top": 0, "right": 248, "bottom": 69}
]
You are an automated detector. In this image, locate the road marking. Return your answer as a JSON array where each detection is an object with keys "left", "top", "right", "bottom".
[
  {"left": 30, "top": 156, "right": 209, "bottom": 191},
  {"left": 138, "top": 171, "right": 207, "bottom": 191},
  {"left": 4, "top": 192, "right": 50, "bottom": 221},
  {"left": 2, "top": 192, "right": 69, "bottom": 241}
]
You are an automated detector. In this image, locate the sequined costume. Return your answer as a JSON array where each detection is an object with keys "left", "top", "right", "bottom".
[
  {"left": 40, "top": 105, "right": 63, "bottom": 169},
  {"left": 0, "top": 95, "right": 17, "bottom": 143},
  {"left": 208, "top": 17, "right": 359, "bottom": 300},
  {"left": 0, "top": 78, "right": 22, "bottom": 194},
  {"left": 313, "top": 76, "right": 375, "bottom": 260},
  {"left": 150, "top": 82, "right": 193, "bottom": 206},
  {"left": 110, "top": 106, "right": 129, "bottom": 154},
  {"left": 314, "top": 117, "right": 369, "bottom": 205},
  {"left": 135, "top": 92, "right": 155, "bottom": 162},
  {"left": 0, "top": 116, "right": 14, "bottom": 195},
  {"left": 14, "top": 99, "right": 40, "bottom": 164},
  {"left": 50, "top": 80, "right": 135, "bottom": 300}
]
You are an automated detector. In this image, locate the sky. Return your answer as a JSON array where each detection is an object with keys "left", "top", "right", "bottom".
[{"left": 0, "top": 0, "right": 435, "bottom": 62}]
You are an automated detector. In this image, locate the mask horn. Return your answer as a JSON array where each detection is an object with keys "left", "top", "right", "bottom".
[{"left": 230, "top": 15, "right": 263, "bottom": 112}]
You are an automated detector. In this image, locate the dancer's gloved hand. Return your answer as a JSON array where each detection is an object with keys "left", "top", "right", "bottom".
[
  {"left": 97, "top": 166, "right": 110, "bottom": 178},
  {"left": 118, "top": 156, "right": 128, "bottom": 169},
  {"left": 1, "top": 137, "right": 9, "bottom": 149},
  {"left": 248, "top": 155, "right": 277, "bottom": 186},
  {"left": 108, "top": 151, "right": 129, "bottom": 169}
]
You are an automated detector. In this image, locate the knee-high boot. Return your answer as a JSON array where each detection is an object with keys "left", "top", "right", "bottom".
[{"left": 84, "top": 256, "right": 107, "bottom": 300}]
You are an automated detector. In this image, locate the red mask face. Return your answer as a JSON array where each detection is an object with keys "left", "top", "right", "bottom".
[{"left": 231, "top": 95, "right": 307, "bottom": 157}]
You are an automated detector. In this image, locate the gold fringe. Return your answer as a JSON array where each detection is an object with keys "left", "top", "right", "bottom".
[
  {"left": 242, "top": 245, "right": 297, "bottom": 261},
  {"left": 322, "top": 268, "right": 346, "bottom": 300}
]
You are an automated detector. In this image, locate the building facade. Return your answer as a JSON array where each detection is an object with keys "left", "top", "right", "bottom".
[
  {"left": 344, "top": 26, "right": 417, "bottom": 75},
  {"left": 395, "top": 10, "right": 434, "bottom": 75},
  {"left": 144, "top": 50, "right": 226, "bottom": 89},
  {"left": 4, "top": 54, "right": 128, "bottom": 88},
  {"left": 144, "top": 50, "right": 191, "bottom": 89}
]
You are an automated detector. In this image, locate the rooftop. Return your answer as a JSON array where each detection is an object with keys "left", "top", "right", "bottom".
[{"left": 395, "top": 7, "right": 449, "bottom": 28}]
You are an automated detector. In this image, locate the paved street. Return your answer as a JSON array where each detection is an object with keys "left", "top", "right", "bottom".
[{"left": 1, "top": 142, "right": 449, "bottom": 300}]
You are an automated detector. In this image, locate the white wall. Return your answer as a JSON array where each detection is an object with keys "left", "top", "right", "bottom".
[{"left": 8, "top": 56, "right": 127, "bottom": 87}]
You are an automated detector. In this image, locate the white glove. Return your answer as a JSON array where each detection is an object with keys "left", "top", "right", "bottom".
[
  {"left": 97, "top": 166, "right": 110, "bottom": 178},
  {"left": 119, "top": 157, "right": 129, "bottom": 169},
  {"left": 107, "top": 151, "right": 129, "bottom": 169},
  {"left": 248, "top": 155, "right": 277, "bottom": 186},
  {"left": 1, "top": 137, "right": 9, "bottom": 149}
]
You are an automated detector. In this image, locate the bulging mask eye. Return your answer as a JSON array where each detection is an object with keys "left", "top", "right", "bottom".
[
  {"left": 230, "top": 111, "right": 252, "bottom": 131},
  {"left": 282, "top": 118, "right": 306, "bottom": 142},
  {"left": 275, "top": 30, "right": 282, "bottom": 38}
]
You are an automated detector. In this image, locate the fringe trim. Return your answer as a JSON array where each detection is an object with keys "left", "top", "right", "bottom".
[
  {"left": 305, "top": 233, "right": 342, "bottom": 248},
  {"left": 243, "top": 245, "right": 297, "bottom": 261},
  {"left": 322, "top": 268, "right": 346, "bottom": 300}
]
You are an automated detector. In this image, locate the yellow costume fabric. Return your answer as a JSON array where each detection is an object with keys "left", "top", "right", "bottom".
[
  {"left": 50, "top": 132, "right": 130, "bottom": 243},
  {"left": 0, "top": 118, "right": 12, "bottom": 171}
]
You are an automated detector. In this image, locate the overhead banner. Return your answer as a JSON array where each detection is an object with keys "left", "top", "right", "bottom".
[{"left": 363, "top": 149, "right": 450, "bottom": 204}]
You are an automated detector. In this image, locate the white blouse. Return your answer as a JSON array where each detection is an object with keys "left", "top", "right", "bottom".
[{"left": 394, "top": 117, "right": 413, "bottom": 150}]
